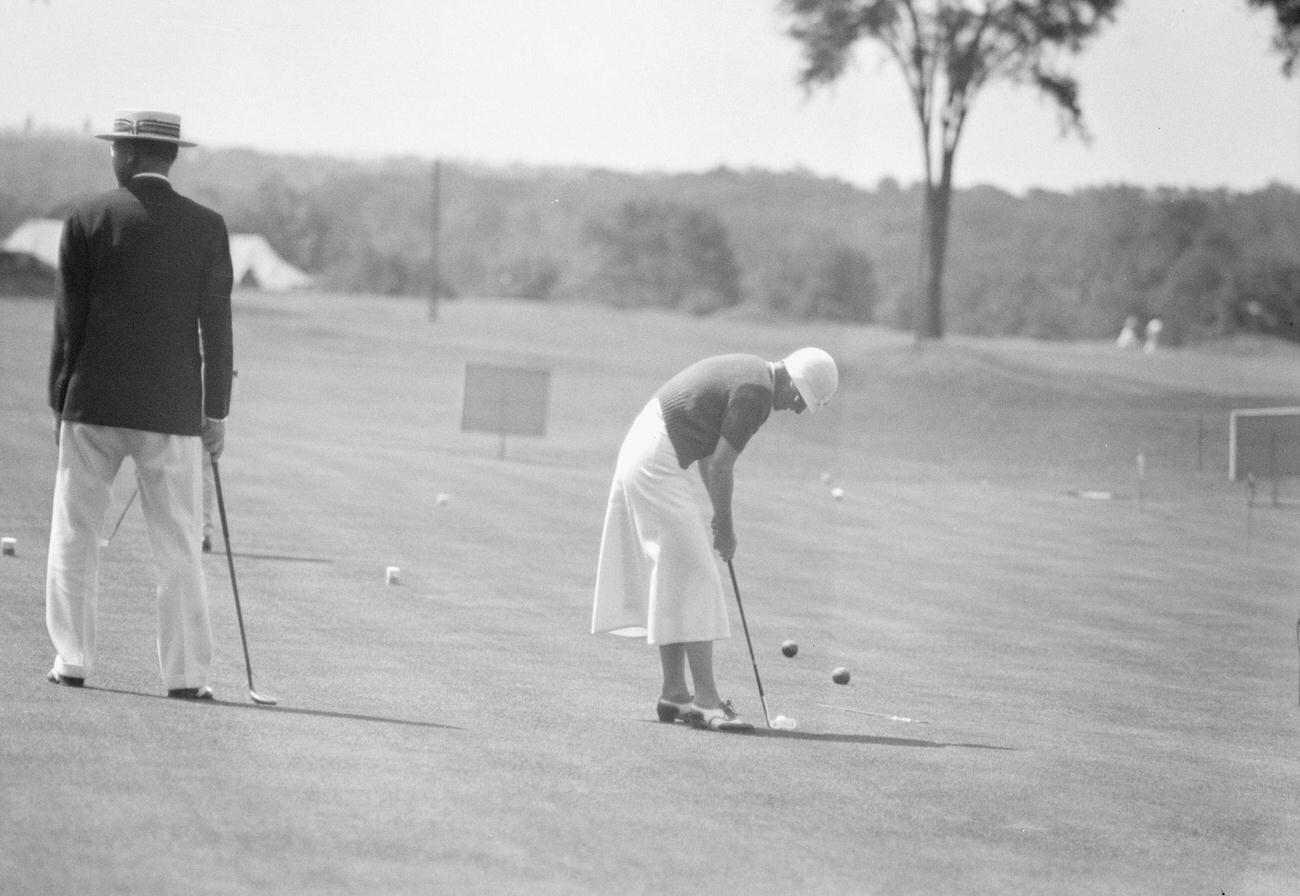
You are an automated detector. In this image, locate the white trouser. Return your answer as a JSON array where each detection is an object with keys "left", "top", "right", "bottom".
[
  {"left": 202, "top": 452, "right": 215, "bottom": 535},
  {"left": 46, "top": 423, "right": 213, "bottom": 690}
]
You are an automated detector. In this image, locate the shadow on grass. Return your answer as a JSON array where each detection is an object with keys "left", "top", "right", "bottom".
[
  {"left": 226, "top": 551, "right": 334, "bottom": 564},
  {"left": 230, "top": 702, "right": 466, "bottom": 731},
  {"left": 90, "top": 686, "right": 464, "bottom": 731},
  {"left": 746, "top": 728, "right": 1014, "bottom": 750},
  {"left": 645, "top": 720, "right": 1013, "bottom": 750}
]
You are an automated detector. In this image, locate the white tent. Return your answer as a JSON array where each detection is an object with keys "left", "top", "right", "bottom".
[
  {"left": 229, "top": 234, "right": 313, "bottom": 291},
  {"left": 1, "top": 220, "right": 312, "bottom": 292},
  {"left": 1, "top": 218, "right": 63, "bottom": 269}
]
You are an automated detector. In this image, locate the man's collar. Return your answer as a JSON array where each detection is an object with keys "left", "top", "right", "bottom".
[{"left": 131, "top": 172, "right": 171, "bottom": 183}]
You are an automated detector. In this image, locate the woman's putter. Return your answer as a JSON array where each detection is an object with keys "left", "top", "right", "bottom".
[
  {"left": 211, "top": 457, "right": 278, "bottom": 706},
  {"left": 726, "top": 559, "right": 776, "bottom": 729}
]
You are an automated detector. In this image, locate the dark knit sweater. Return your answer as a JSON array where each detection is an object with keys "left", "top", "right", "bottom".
[{"left": 655, "top": 354, "right": 773, "bottom": 468}]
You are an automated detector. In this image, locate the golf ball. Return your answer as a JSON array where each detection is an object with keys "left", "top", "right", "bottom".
[
  {"left": 781, "top": 640, "right": 798, "bottom": 658},
  {"left": 832, "top": 666, "right": 851, "bottom": 685},
  {"left": 831, "top": 487, "right": 844, "bottom": 501},
  {"left": 435, "top": 493, "right": 451, "bottom": 507}
]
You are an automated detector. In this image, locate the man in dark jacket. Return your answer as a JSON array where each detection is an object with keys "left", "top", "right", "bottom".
[{"left": 46, "top": 109, "right": 233, "bottom": 700}]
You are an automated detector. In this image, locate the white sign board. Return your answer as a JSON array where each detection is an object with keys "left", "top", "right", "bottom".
[
  {"left": 1229, "top": 407, "right": 1300, "bottom": 481},
  {"left": 461, "top": 363, "right": 550, "bottom": 458}
]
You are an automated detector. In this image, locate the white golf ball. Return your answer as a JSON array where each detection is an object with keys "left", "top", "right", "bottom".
[
  {"left": 435, "top": 493, "right": 450, "bottom": 506},
  {"left": 831, "top": 487, "right": 844, "bottom": 500}
]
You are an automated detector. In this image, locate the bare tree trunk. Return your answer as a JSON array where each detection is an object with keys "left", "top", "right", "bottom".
[{"left": 919, "top": 153, "right": 954, "bottom": 340}]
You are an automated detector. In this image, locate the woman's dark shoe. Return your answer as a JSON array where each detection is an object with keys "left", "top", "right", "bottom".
[{"left": 656, "top": 696, "right": 694, "bottom": 723}]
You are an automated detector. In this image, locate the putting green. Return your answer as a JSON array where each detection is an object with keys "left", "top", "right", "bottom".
[{"left": 2, "top": 292, "right": 1298, "bottom": 894}]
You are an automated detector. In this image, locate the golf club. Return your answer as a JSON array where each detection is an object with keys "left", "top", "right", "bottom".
[
  {"left": 211, "top": 457, "right": 277, "bottom": 706},
  {"left": 99, "top": 484, "right": 138, "bottom": 547},
  {"left": 726, "top": 559, "right": 773, "bottom": 729}
]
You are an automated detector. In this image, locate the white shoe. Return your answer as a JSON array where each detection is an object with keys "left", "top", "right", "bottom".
[{"left": 688, "top": 699, "right": 754, "bottom": 732}]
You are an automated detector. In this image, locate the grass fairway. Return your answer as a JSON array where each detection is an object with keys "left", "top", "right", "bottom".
[{"left": 2, "top": 291, "right": 1298, "bottom": 894}]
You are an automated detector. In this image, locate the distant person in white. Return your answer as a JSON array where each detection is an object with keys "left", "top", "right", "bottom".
[
  {"left": 1116, "top": 316, "right": 1140, "bottom": 350},
  {"left": 1144, "top": 317, "right": 1163, "bottom": 354}
]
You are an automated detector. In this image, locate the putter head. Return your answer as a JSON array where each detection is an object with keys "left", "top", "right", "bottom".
[{"left": 249, "top": 690, "right": 278, "bottom": 706}]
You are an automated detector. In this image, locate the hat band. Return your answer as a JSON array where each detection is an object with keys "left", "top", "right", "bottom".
[{"left": 112, "top": 117, "right": 182, "bottom": 140}]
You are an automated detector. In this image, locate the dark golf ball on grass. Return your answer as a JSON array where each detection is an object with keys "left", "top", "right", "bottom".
[
  {"left": 832, "top": 666, "right": 851, "bottom": 685},
  {"left": 781, "top": 640, "right": 798, "bottom": 658}
]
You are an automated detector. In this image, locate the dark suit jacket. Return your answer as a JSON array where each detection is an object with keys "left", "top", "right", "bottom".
[{"left": 48, "top": 175, "right": 234, "bottom": 436}]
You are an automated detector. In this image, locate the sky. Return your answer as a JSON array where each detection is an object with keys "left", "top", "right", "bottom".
[{"left": 2, "top": 0, "right": 1298, "bottom": 194}]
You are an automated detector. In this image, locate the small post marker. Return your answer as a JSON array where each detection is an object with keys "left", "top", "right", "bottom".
[
  {"left": 1, "top": 537, "right": 15, "bottom": 556},
  {"left": 1136, "top": 453, "right": 1146, "bottom": 512},
  {"left": 385, "top": 566, "right": 400, "bottom": 586},
  {"left": 1197, "top": 414, "right": 1205, "bottom": 474},
  {"left": 1247, "top": 473, "right": 1258, "bottom": 539},
  {"left": 1270, "top": 432, "right": 1280, "bottom": 507}
]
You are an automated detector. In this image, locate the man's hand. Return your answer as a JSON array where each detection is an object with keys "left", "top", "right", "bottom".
[{"left": 201, "top": 418, "right": 225, "bottom": 460}]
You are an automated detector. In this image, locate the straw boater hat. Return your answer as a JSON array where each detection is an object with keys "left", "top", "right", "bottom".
[{"left": 95, "top": 110, "right": 196, "bottom": 147}]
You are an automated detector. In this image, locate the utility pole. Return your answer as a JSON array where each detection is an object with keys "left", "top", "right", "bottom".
[{"left": 429, "top": 158, "right": 442, "bottom": 321}]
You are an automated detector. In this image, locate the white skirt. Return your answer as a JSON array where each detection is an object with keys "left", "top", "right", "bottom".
[{"left": 591, "top": 399, "right": 730, "bottom": 645}]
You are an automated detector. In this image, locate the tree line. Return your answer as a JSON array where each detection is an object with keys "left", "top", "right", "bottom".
[{"left": 1, "top": 131, "right": 1298, "bottom": 345}]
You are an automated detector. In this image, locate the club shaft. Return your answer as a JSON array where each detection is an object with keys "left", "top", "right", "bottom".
[
  {"left": 726, "top": 559, "right": 771, "bottom": 728},
  {"left": 104, "top": 485, "right": 138, "bottom": 544},
  {"left": 211, "top": 458, "right": 258, "bottom": 695}
]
